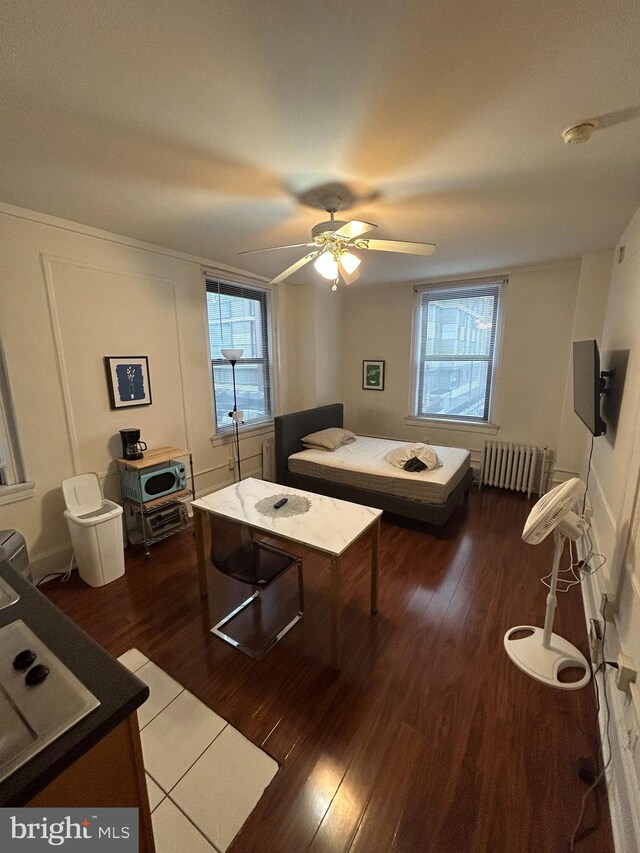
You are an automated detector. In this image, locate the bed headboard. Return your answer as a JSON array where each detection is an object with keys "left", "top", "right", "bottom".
[{"left": 274, "top": 403, "right": 344, "bottom": 484}]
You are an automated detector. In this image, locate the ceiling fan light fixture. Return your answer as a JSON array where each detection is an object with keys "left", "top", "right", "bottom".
[
  {"left": 241, "top": 200, "right": 436, "bottom": 284},
  {"left": 314, "top": 251, "right": 339, "bottom": 280},
  {"left": 340, "top": 251, "right": 361, "bottom": 274}
]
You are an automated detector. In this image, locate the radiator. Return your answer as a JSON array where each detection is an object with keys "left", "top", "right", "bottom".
[
  {"left": 262, "top": 438, "right": 276, "bottom": 482},
  {"left": 480, "top": 441, "right": 548, "bottom": 497}
]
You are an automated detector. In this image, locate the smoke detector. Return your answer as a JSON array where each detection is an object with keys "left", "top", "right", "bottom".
[{"left": 562, "top": 122, "right": 597, "bottom": 144}]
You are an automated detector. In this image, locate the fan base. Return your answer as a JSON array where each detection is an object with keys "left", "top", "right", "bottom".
[{"left": 504, "top": 625, "right": 591, "bottom": 690}]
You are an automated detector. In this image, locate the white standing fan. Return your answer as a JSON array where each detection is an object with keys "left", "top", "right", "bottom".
[{"left": 504, "top": 477, "right": 591, "bottom": 690}]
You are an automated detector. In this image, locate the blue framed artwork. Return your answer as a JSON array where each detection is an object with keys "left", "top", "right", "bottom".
[{"left": 105, "top": 356, "right": 152, "bottom": 409}]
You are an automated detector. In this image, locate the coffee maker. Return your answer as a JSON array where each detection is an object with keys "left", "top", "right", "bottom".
[{"left": 119, "top": 428, "right": 147, "bottom": 461}]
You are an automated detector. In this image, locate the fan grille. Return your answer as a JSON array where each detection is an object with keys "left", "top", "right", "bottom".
[{"left": 522, "top": 478, "right": 585, "bottom": 545}]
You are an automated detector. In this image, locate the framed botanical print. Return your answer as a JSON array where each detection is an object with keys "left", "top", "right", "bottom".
[
  {"left": 104, "top": 356, "right": 152, "bottom": 409},
  {"left": 362, "top": 360, "right": 385, "bottom": 391}
]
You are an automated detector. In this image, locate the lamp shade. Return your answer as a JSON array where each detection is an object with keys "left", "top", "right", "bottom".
[
  {"left": 314, "top": 252, "right": 339, "bottom": 280},
  {"left": 221, "top": 348, "right": 244, "bottom": 361},
  {"left": 340, "top": 252, "right": 361, "bottom": 274}
]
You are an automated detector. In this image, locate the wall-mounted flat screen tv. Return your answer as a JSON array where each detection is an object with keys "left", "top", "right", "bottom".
[{"left": 573, "top": 340, "right": 606, "bottom": 436}]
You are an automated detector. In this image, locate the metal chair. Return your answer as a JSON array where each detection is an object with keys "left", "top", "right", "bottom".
[{"left": 208, "top": 514, "right": 304, "bottom": 659}]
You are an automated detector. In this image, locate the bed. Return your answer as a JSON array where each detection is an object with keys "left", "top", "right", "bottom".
[{"left": 274, "top": 404, "right": 473, "bottom": 526}]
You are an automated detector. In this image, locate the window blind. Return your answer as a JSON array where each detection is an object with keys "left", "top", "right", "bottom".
[
  {"left": 205, "top": 279, "right": 273, "bottom": 433},
  {"left": 413, "top": 281, "right": 503, "bottom": 422}
]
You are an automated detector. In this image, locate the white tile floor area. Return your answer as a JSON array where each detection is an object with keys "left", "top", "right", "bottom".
[{"left": 118, "top": 648, "right": 279, "bottom": 853}]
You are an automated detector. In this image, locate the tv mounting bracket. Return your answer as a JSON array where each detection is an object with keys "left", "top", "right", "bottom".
[{"left": 600, "top": 369, "right": 615, "bottom": 396}]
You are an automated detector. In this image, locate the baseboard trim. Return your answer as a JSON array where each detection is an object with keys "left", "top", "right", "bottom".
[
  {"left": 551, "top": 467, "right": 580, "bottom": 484},
  {"left": 30, "top": 546, "right": 75, "bottom": 581},
  {"left": 579, "top": 535, "right": 640, "bottom": 853}
]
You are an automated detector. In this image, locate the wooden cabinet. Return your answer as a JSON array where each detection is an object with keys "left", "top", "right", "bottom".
[{"left": 27, "top": 714, "right": 155, "bottom": 853}]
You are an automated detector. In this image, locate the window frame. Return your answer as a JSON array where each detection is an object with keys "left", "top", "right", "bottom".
[
  {"left": 410, "top": 278, "right": 505, "bottom": 426},
  {"left": 204, "top": 276, "right": 276, "bottom": 437},
  {"left": 0, "top": 396, "right": 20, "bottom": 487},
  {"left": 0, "top": 338, "right": 34, "bottom": 504}
]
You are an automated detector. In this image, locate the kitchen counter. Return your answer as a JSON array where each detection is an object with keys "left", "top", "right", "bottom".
[{"left": 0, "top": 559, "right": 149, "bottom": 806}]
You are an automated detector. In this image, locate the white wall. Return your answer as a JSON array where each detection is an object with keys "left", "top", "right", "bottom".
[
  {"left": 341, "top": 262, "right": 582, "bottom": 470},
  {"left": 280, "top": 280, "right": 344, "bottom": 413},
  {"left": 276, "top": 281, "right": 302, "bottom": 414},
  {"left": 588, "top": 208, "right": 640, "bottom": 665},
  {"left": 314, "top": 281, "right": 344, "bottom": 406},
  {"left": 567, "top": 206, "right": 640, "bottom": 851},
  {"left": 556, "top": 248, "right": 614, "bottom": 480},
  {"left": 0, "top": 206, "right": 300, "bottom": 574}
]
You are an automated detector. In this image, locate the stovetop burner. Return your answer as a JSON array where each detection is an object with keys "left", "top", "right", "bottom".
[{"left": 0, "top": 620, "right": 100, "bottom": 784}]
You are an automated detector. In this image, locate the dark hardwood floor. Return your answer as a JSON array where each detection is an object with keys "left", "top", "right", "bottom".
[{"left": 43, "top": 488, "right": 613, "bottom": 853}]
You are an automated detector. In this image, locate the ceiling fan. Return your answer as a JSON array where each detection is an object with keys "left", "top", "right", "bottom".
[
  {"left": 562, "top": 104, "right": 640, "bottom": 143},
  {"left": 239, "top": 198, "right": 436, "bottom": 288}
]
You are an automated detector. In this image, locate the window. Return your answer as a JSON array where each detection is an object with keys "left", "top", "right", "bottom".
[
  {"left": 0, "top": 392, "right": 20, "bottom": 487},
  {"left": 412, "top": 280, "right": 504, "bottom": 423},
  {"left": 205, "top": 279, "right": 273, "bottom": 433},
  {"left": 0, "top": 339, "right": 32, "bottom": 501}
]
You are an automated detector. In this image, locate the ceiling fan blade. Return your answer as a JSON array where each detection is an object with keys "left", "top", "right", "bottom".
[
  {"left": 338, "top": 260, "right": 360, "bottom": 286},
  {"left": 592, "top": 105, "right": 640, "bottom": 129},
  {"left": 269, "top": 251, "right": 320, "bottom": 284},
  {"left": 333, "top": 220, "right": 377, "bottom": 240},
  {"left": 238, "top": 243, "right": 314, "bottom": 255},
  {"left": 355, "top": 238, "right": 436, "bottom": 256}
]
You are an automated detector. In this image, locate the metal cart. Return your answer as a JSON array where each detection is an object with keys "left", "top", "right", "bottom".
[{"left": 116, "top": 446, "right": 195, "bottom": 559}]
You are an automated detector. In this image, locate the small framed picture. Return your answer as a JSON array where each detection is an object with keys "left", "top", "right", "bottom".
[
  {"left": 363, "top": 359, "right": 385, "bottom": 391},
  {"left": 104, "top": 356, "right": 152, "bottom": 409}
]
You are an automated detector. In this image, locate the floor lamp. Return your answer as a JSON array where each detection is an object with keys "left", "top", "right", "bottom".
[{"left": 221, "top": 348, "right": 243, "bottom": 481}]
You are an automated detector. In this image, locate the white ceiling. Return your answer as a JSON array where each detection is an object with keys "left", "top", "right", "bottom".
[{"left": 2, "top": 0, "right": 640, "bottom": 284}]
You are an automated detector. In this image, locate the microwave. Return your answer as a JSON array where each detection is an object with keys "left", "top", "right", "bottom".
[{"left": 121, "top": 461, "right": 187, "bottom": 504}]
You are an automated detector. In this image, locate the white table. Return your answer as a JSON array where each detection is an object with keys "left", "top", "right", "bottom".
[{"left": 192, "top": 478, "right": 383, "bottom": 670}]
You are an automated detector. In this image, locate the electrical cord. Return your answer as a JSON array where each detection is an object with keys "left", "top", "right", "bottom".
[
  {"left": 568, "top": 596, "right": 613, "bottom": 851},
  {"left": 34, "top": 552, "right": 75, "bottom": 587},
  {"left": 568, "top": 666, "right": 612, "bottom": 850},
  {"left": 540, "top": 533, "right": 606, "bottom": 593},
  {"left": 235, "top": 424, "right": 242, "bottom": 481},
  {"left": 578, "top": 529, "right": 606, "bottom": 576},
  {"left": 35, "top": 572, "right": 66, "bottom": 587},
  {"left": 228, "top": 418, "right": 241, "bottom": 481},
  {"left": 581, "top": 434, "right": 595, "bottom": 516},
  {"left": 540, "top": 539, "right": 582, "bottom": 592}
]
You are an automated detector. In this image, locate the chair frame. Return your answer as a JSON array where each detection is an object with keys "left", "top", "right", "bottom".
[{"left": 210, "top": 541, "right": 304, "bottom": 660}]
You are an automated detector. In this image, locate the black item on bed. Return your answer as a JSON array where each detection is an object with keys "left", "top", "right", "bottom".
[
  {"left": 403, "top": 457, "right": 428, "bottom": 472},
  {"left": 274, "top": 404, "right": 471, "bottom": 527}
]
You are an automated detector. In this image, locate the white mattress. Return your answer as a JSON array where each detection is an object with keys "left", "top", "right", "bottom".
[{"left": 288, "top": 436, "right": 471, "bottom": 505}]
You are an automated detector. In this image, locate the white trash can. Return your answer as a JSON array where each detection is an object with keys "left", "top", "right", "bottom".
[{"left": 62, "top": 473, "right": 125, "bottom": 588}]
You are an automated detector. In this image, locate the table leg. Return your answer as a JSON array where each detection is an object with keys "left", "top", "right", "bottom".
[
  {"left": 193, "top": 507, "right": 208, "bottom": 599},
  {"left": 371, "top": 518, "right": 380, "bottom": 614},
  {"left": 331, "top": 555, "right": 341, "bottom": 671}
]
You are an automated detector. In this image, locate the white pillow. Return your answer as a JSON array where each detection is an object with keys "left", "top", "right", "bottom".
[
  {"left": 385, "top": 443, "right": 441, "bottom": 471},
  {"left": 301, "top": 427, "right": 357, "bottom": 451}
]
